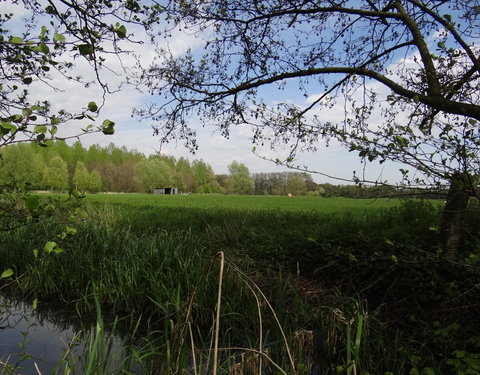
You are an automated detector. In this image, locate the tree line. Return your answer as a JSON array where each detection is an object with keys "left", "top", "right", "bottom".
[
  {"left": 0, "top": 141, "right": 216, "bottom": 194},
  {"left": 0, "top": 140, "right": 444, "bottom": 198}
]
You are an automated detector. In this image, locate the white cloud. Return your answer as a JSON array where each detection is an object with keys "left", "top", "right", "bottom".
[
  {"left": 2, "top": 1, "right": 29, "bottom": 22},
  {"left": 4, "top": 5, "right": 421, "bottom": 184}
]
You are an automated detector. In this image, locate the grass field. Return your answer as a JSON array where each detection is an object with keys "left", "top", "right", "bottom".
[
  {"left": 1, "top": 193, "right": 479, "bottom": 374},
  {"left": 84, "top": 193, "right": 406, "bottom": 213}
]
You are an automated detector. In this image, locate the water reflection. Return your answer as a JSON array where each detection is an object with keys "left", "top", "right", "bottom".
[
  {"left": 0, "top": 297, "right": 77, "bottom": 373},
  {"left": 0, "top": 296, "right": 141, "bottom": 374}
]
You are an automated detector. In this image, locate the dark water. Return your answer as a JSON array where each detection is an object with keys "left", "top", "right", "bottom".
[
  {"left": 0, "top": 297, "right": 81, "bottom": 373},
  {"left": 0, "top": 297, "right": 138, "bottom": 374}
]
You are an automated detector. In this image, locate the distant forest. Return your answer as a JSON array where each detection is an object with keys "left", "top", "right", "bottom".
[{"left": 0, "top": 141, "right": 439, "bottom": 198}]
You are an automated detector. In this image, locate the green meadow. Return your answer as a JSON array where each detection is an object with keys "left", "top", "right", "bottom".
[
  {"left": 84, "top": 193, "right": 404, "bottom": 212},
  {"left": 1, "top": 194, "right": 479, "bottom": 374}
]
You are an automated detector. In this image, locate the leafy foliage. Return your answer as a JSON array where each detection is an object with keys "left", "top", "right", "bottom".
[
  {"left": 227, "top": 161, "right": 254, "bottom": 194},
  {"left": 0, "top": 0, "right": 163, "bottom": 282},
  {"left": 0, "top": 1, "right": 165, "bottom": 147}
]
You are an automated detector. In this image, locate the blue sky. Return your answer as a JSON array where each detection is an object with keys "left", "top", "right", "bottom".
[{"left": 4, "top": 1, "right": 438, "bottom": 184}]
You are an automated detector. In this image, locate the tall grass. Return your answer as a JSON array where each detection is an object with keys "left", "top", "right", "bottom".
[{"left": 1, "top": 197, "right": 479, "bottom": 374}]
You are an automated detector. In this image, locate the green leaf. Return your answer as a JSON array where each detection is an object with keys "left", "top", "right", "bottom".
[
  {"left": 43, "top": 204, "right": 56, "bottom": 213},
  {"left": 33, "top": 249, "right": 39, "bottom": 259},
  {"left": 22, "top": 77, "right": 33, "bottom": 85},
  {"left": 115, "top": 25, "right": 127, "bottom": 39},
  {"left": 126, "top": 0, "right": 141, "bottom": 11},
  {"left": 53, "top": 32, "right": 66, "bottom": 43},
  {"left": 87, "top": 101, "right": 98, "bottom": 112},
  {"left": 66, "top": 227, "right": 77, "bottom": 236},
  {"left": 101, "top": 119, "right": 115, "bottom": 135},
  {"left": 34, "top": 125, "right": 47, "bottom": 134},
  {"left": 22, "top": 108, "right": 32, "bottom": 117},
  {"left": 82, "top": 124, "right": 94, "bottom": 132},
  {"left": 1, "top": 122, "right": 17, "bottom": 135},
  {"left": 11, "top": 114, "right": 23, "bottom": 123},
  {"left": 9, "top": 36, "right": 24, "bottom": 44},
  {"left": 44, "top": 241, "right": 57, "bottom": 253},
  {"left": 38, "top": 43, "right": 50, "bottom": 54},
  {"left": 1, "top": 268, "right": 14, "bottom": 279},
  {"left": 40, "top": 26, "right": 48, "bottom": 38},
  {"left": 78, "top": 44, "right": 94, "bottom": 56},
  {"left": 45, "top": 5, "right": 57, "bottom": 14},
  {"left": 50, "top": 117, "right": 61, "bottom": 125},
  {"left": 25, "top": 195, "right": 40, "bottom": 211},
  {"left": 49, "top": 125, "right": 58, "bottom": 135},
  {"left": 32, "top": 298, "right": 38, "bottom": 310},
  {"left": 395, "top": 136, "right": 409, "bottom": 147}
]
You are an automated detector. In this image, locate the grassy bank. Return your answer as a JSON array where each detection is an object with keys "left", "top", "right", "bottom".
[{"left": 1, "top": 195, "right": 479, "bottom": 374}]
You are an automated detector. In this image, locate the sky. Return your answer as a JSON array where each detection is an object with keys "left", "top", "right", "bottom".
[{"left": 3, "top": 1, "right": 434, "bottom": 184}]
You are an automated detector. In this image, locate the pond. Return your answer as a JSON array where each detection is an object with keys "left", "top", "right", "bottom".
[{"left": 0, "top": 296, "right": 142, "bottom": 374}]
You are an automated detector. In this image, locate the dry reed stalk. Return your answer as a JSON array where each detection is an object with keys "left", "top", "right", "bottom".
[
  {"left": 226, "top": 261, "right": 297, "bottom": 374},
  {"left": 220, "top": 347, "right": 288, "bottom": 375},
  {"left": 188, "top": 322, "right": 198, "bottom": 375},
  {"left": 212, "top": 251, "right": 225, "bottom": 375},
  {"left": 230, "top": 353, "right": 244, "bottom": 375},
  {"left": 230, "top": 351, "right": 261, "bottom": 375},
  {"left": 233, "top": 268, "right": 264, "bottom": 374},
  {"left": 293, "top": 330, "right": 315, "bottom": 371},
  {"left": 168, "top": 251, "right": 225, "bottom": 374}
]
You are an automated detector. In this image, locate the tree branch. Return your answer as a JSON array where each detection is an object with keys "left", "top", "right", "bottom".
[{"left": 178, "top": 66, "right": 480, "bottom": 121}]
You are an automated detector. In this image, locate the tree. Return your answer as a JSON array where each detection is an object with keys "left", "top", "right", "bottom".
[
  {"left": 135, "top": 157, "right": 175, "bottom": 193},
  {"left": 227, "top": 161, "right": 253, "bottom": 195},
  {"left": 253, "top": 171, "right": 314, "bottom": 195},
  {"left": 138, "top": 0, "right": 479, "bottom": 258},
  {"left": 89, "top": 170, "right": 103, "bottom": 192},
  {"left": 286, "top": 175, "right": 307, "bottom": 196},
  {"left": 191, "top": 160, "right": 221, "bottom": 193},
  {"left": 73, "top": 161, "right": 102, "bottom": 192},
  {"left": 175, "top": 157, "right": 196, "bottom": 193},
  {"left": 0, "top": 144, "right": 44, "bottom": 188},
  {"left": 92, "top": 160, "right": 139, "bottom": 192},
  {"left": 42, "top": 155, "right": 69, "bottom": 191}
]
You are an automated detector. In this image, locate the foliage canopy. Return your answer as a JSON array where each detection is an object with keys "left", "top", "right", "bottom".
[{"left": 137, "top": 0, "right": 479, "bottom": 191}]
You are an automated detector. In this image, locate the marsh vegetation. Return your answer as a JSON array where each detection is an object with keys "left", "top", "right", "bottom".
[{"left": 1, "top": 195, "right": 479, "bottom": 374}]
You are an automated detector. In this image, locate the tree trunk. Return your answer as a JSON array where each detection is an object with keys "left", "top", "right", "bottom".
[{"left": 439, "top": 172, "right": 471, "bottom": 259}]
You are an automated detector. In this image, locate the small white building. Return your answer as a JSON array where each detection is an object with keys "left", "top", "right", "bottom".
[{"left": 153, "top": 187, "right": 178, "bottom": 195}]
